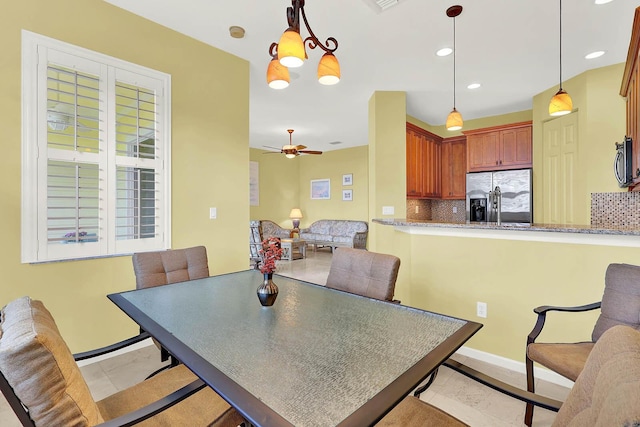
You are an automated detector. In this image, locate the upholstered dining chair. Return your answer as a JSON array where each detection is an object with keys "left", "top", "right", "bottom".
[
  {"left": 325, "top": 247, "right": 401, "bottom": 302},
  {"left": 379, "top": 325, "right": 640, "bottom": 426},
  {"left": 0, "top": 296, "right": 244, "bottom": 427},
  {"left": 524, "top": 262, "right": 640, "bottom": 426},
  {"left": 132, "top": 246, "right": 210, "bottom": 365}
]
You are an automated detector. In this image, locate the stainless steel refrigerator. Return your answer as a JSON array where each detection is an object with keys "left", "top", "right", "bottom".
[{"left": 465, "top": 168, "right": 532, "bottom": 223}]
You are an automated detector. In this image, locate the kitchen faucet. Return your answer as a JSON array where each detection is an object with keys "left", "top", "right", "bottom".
[{"left": 489, "top": 186, "right": 502, "bottom": 225}]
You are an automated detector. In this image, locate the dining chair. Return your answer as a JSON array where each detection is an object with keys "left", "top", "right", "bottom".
[
  {"left": 132, "top": 246, "right": 210, "bottom": 365},
  {"left": 325, "top": 247, "right": 401, "bottom": 302},
  {"left": 249, "top": 220, "right": 264, "bottom": 269},
  {"left": 0, "top": 296, "right": 244, "bottom": 427},
  {"left": 524, "top": 262, "right": 640, "bottom": 425},
  {"left": 380, "top": 324, "right": 640, "bottom": 426}
]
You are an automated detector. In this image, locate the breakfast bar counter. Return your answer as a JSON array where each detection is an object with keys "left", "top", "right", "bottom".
[{"left": 372, "top": 218, "right": 640, "bottom": 247}]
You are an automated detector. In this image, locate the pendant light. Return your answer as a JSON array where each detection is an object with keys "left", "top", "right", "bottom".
[
  {"left": 549, "top": 0, "right": 573, "bottom": 116},
  {"left": 446, "top": 5, "right": 463, "bottom": 131}
]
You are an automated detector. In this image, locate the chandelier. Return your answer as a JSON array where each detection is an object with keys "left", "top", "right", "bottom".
[{"left": 267, "top": 0, "right": 340, "bottom": 89}]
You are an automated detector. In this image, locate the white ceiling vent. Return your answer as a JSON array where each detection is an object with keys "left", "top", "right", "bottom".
[
  {"left": 376, "top": 0, "right": 398, "bottom": 10},
  {"left": 361, "top": 0, "right": 399, "bottom": 13}
]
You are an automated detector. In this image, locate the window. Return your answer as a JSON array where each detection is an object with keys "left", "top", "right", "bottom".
[{"left": 21, "top": 31, "right": 171, "bottom": 263}]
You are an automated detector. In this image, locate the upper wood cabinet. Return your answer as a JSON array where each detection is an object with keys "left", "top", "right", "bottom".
[
  {"left": 441, "top": 136, "right": 466, "bottom": 199},
  {"left": 406, "top": 123, "right": 441, "bottom": 199},
  {"left": 621, "top": 7, "right": 640, "bottom": 189},
  {"left": 464, "top": 121, "right": 532, "bottom": 172}
]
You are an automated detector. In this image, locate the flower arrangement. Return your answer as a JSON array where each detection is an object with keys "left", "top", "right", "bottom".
[{"left": 259, "top": 237, "right": 283, "bottom": 274}]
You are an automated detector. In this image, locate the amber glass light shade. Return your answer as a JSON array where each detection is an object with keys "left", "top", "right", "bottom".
[
  {"left": 266, "top": 58, "right": 290, "bottom": 89},
  {"left": 277, "top": 29, "right": 305, "bottom": 68},
  {"left": 446, "top": 108, "right": 463, "bottom": 131},
  {"left": 548, "top": 89, "right": 573, "bottom": 116},
  {"left": 282, "top": 144, "right": 297, "bottom": 159},
  {"left": 317, "top": 53, "right": 340, "bottom": 85}
]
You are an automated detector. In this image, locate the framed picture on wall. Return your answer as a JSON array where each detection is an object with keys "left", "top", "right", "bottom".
[
  {"left": 342, "top": 174, "right": 353, "bottom": 186},
  {"left": 342, "top": 189, "right": 353, "bottom": 201},
  {"left": 311, "top": 179, "right": 331, "bottom": 200}
]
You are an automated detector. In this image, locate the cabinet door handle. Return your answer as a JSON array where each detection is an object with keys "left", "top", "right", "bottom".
[
  {"left": 495, "top": 161, "right": 498, "bottom": 165},
  {"left": 499, "top": 160, "right": 502, "bottom": 165}
]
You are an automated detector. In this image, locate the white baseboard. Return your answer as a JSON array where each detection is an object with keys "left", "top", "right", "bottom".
[
  {"left": 76, "top": 337, "right": 155, "bottom": 367},
  {"left": 455, "top": 345, "right": 575, "bottom": 389}
]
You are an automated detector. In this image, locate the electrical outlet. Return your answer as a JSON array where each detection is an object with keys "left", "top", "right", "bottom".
[
  {"left": 477, "top": 301, "right": 487, "bottom": 318},
  {"left": 382, "top": 206, "right": 395, "bottom": 215},
  {"left": 415, "top": 205, "right": 420, "bottom": 214},
  {"left": 209, "top": 207, "right": 217, "bottom": 219},
  {"left": 453, "top": 206, "right": 458, "bottom": 213}
]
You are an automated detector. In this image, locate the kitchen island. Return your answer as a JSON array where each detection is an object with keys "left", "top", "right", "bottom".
[
  {"left": 373, "top": 218, "right": 640, "bottom": 247},
  {"left": 369, "top": 217, "right": 640, "bottom": 386}
]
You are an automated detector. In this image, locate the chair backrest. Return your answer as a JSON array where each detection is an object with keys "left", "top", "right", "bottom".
[
  {"left": 591, "top": 263, "right": 640, "bottom": 341},
  {"left": 132, "top": 246, "right": 209, "bottom": 289},
  {"left": 0, "top": 297, "right": 104, "bottom": 427},
  {"left": 552, "top": 325, "right": 640, "bottom": 426},
  {"left": 325, "top": 247, "right": 400, "bottom": 301},
  {"left": 260, "top": 220, "right": 291, "bottom": 240},
  {"left": 249, "top": 221, "right": 264, "bottom": 264}
]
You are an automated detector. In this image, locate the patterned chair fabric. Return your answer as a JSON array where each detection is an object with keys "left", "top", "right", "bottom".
[
  {"left": 132, "top": 246, "right": 209, "bottom": 289},
  {"left": 259, "top": 220, "right": 291, "bottom": 240},
  {"left": 0, "top": 296, "right": 243, "bottom": 427},
  {"left": 325, "top": 247, "right": 400, "bottom": 301},
  {"left": 299, "top": 220, "right": 368, "bottom": 250}
]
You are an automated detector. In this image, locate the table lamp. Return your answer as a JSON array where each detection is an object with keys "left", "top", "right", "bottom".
[{"left": 289, "top": 208, "right": 303, "bottom": 229}]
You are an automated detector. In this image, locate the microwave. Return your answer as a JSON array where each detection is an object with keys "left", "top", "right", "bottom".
[{"left": 614, "top": 136, "right": 633, "bottom": 188}]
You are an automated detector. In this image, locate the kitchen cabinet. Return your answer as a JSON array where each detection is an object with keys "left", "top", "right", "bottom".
[
  {"left": 406, "top": 123, "right": 441, "bottom": 198},
  {"left": 464, "top": 121, "right": 532, "bottom": 172},
  {"left": 441, "top": 136, "right": 466, "bottom": 199},
  {"left": 621, "top": 7, "right": 640, "bottom": 189}
]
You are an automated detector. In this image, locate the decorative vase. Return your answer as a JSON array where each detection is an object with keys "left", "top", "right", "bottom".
[{"left": 257, "top": 273, "right": 279, "bottom": 306}]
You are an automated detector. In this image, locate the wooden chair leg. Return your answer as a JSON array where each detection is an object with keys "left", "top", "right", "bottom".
[{"left": 525, "top": 354, "right": 535, "bottom": 426}]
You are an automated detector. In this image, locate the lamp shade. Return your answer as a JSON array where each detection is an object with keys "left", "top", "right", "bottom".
[
  {"left": 446, "top": 108, "right": 463, "bottom": 131},
  {"left": 548, "top": 89, "right": 573, "bottom": 116},
  {"left": 266, "top": 58, "right": 290, "bottom": 89},
  {"left": 317, "top": 53, "right": 340, "bottom": 85},
  {"left": 289, "top": 208, "right": 303, "bottom": 219},
  {"left": 278, "top": 29, "right": 305, "bottom": 68}
]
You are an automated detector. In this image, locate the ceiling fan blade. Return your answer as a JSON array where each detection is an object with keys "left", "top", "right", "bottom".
[
  {"left": 298, "top": 150, "right": 323, "bottom": 155},
  {"left": 295, "top": 145, "right": 307, "bottom": 150},
  {"left": 263, "top": 145, "right": 283, "bottom": 151},
  {"left": 262, "top": 151, "right": 283, "bottom": 154}
]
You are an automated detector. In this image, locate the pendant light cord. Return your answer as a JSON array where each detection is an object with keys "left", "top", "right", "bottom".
[
  {"left": 453, "top": 15, "right": 457, "bottom": 109},
  {"left": 559, "top": 0, "right": 563, "bottom": 91}
]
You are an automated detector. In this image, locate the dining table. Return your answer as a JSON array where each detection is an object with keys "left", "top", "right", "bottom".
[{"left": 108, "top": 270, "right": 482, "bottom": 427}]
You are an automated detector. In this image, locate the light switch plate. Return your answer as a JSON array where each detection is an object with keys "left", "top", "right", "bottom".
[
  {"left": 382, "top": 206, "right": 394, "bottom": 215},
  {"left": 209, "top": 207, "right": 217, "bottom": 219}
]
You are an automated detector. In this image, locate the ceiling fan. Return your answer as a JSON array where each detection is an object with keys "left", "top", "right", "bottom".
[{"left": 263, "top": 129, "right": 323, "bottom": 158}]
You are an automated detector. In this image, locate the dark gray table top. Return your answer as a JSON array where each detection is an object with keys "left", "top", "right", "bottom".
[{"left": 109, "top": 270, "right": 482, "bottom": 427}]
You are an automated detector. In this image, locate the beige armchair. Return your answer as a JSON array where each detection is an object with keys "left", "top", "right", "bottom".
[
  {"left": 0, "top": 297, "right": 243, "bottom": 427},
  {"left": 524, "top": 263, "right": 640, "bottom": 425},
  {"left": 379, "top": 325, "right": 640, "bottom": 426},
  {"left": 325, "top": 247, "right": 400, "bottom": 302}
]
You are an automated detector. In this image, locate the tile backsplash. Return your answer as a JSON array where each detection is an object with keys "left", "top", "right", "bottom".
[
  {"left": 591, "top": 192, "right": 640, "bottom": 227},
  {"left": 407, "top": 199, "right": 466, "bottom": 222}
]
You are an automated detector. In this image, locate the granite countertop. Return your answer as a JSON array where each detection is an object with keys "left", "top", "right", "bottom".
[{"left": 372, "top": 218, "right": 640, "bottom": 236}]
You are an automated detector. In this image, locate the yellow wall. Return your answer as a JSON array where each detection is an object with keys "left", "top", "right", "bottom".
[
  {"left": 404, "top": 232, "right": 639, "bottom": 361},
  {"left": 249, "top": 146, "right": 369, "bottom": 229},
  {"left": 249, "top": 148, "right": 300, "bottom": 226},
  {"left": 2, "top": 0, "right": 249, "bottom": 351},
  {"left": 533, "top": 63, "right": 626, "bottom": 224}
]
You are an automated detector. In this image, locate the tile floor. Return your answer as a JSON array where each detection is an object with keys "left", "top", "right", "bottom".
[{"left": 0, "top": 248, "right": 569, "bottom": 426}]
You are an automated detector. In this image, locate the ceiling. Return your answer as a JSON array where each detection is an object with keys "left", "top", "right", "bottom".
[{"left": 104, "top": 0, "right": 636, "bottom": 153}]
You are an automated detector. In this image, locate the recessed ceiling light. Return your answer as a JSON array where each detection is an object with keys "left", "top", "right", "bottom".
[
  {"left": 585, "top": 51, "right": 605, "bottom": 59},
  {"left": 436, "top": 48, "right": 453, "bottom": 57},
  {"left": 467, "top": 83, "right": 481, "bottom": 89},
  {"left": 594, "top": 0, "right": 613, "bottom": 4}
]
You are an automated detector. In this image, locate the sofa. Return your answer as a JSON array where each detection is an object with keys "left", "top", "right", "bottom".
[
  {"left": 299, "top": 220, "right": 368, "bottom": 251},
  {"left": 259, "top": 220, "right": 291, "bottom": 240}
]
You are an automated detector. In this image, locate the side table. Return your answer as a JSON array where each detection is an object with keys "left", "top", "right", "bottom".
[{"left": 280, "top": 238, "right": 306, "bottom": 261}]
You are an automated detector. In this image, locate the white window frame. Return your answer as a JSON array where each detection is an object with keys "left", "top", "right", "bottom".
[{"left": 21, "top": 30, "right": 171, "bottom": 263}]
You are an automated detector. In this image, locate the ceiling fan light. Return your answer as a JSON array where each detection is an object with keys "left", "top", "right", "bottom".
[
  {"left": 267, "top": 58, "right": 290, "bottom": 89},
  {"left": 317, "top": 53, "right": 340, "bottom": 85},
  {"left": 277, "top": 29, "right": 305, "bottom": 68},
  {"left": 285, "top": 153, "right": 297, "bottom": 159},
  {"left": 446, "top": 108, "right": 463, "bottom": 131},
  {"left": 549, "top": 89, "right": 573, "bottom": 116}
]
